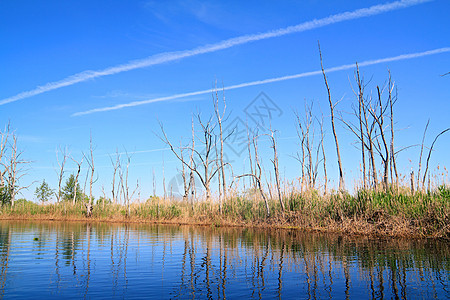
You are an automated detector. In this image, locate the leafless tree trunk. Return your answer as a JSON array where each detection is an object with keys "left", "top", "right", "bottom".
[
  {"left": 0, "top": 124, "right": 10, "bottom": 190},
  {"left": 417, "top": 120, "right": 430, "bottom": 191},
  {"left": 372, "top": 86, "right": 390, "bottom": 192},
  {"left": 110, "top": 149, "right": 120, "bottom": 204},
  {"left": 84, "top": 134, "right": 95, "bottom": 217},
  {"left": 318, "top": 42, "right": 345, "bottom": 192},
  {"left": 6, "top": 133, "right": 31, "bottom": 206},
  {"left": 253, "top": 133, "right": 270, "bottom": 216},
  {"left": 422, "top": 127, "right": 450, "bottom": 188},
  {"left": 55, "top": 146, "right": 68, "bottom": 203},
  {"left": 294, "top": 111, "right": 307, "bottom": 193},
  {"left": 268, "top": 129, "right": 285, "bottom": 212},
  {"left": 388, "top": 73, "right": 399, "bottom": 192},
  {"left": 159, "top": 114, "right": 223, "bottom": 203},
  {"left": 119, "top": 152, "right": 130, "bottom": 217},
  {"left": 71, "top": 156, "right": 83, "bottom": 205},
  {"left": 237, "top": 130, "right": 270, "bottom": 216},
  {"left": 318, "top": 114, "right": 327, "bottom": 194},
  {"left": 355, "top": 65, "right": 367, "bottom": 190},
  {"left": 213, "top": 84, "right": 228, "bottom": 201},
  {"left": 118, "top": 151, "right": 139, "bottom": 218},
  {"left": 179, "top": 144, "right": 191, "bottom": 203}
]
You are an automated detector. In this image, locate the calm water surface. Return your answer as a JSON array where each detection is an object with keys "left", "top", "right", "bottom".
[{"left": 0, "top": 221, "right": 448, "bottom": 299}]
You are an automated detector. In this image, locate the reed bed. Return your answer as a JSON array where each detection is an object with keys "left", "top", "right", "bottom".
[{"left": 2, "top": 185, "right": 449, "bottom": 239}]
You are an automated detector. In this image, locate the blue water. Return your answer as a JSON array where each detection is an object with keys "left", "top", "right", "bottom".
[{"left": 0, "top": 221, "right": 448, "bottom": 299}]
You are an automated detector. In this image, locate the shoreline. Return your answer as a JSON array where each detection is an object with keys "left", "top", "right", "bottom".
[{"left": 1, "top": 213, "right": 448, "bottom": 241}]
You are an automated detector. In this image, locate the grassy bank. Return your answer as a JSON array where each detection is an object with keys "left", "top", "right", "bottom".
[{"left": 1, "top": 186, "right": 449, "bottom": 238}]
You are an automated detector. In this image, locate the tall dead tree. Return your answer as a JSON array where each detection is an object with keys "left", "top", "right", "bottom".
[
  {"left": 213, "top": 85, "right": 228, "bottom": 201},
  {"left": 230, "top": 131, "right": 270, "bottom": 216},
  {"left": 371, "top": 86, "right": 391, "bottom": 191},
  {"left": 55, "top": 146, "right": 68, "bottom": 203},
  {"left": 110, "top": 150, "right": 120, "bottom": 204},
  {"left": 388, "top": 72, "right": 399, "bottom": 191},
  {"left": 422, "top": 127, "right": 450, "bottom": 189},
  {"left": 6, "top": 133, "right": 31, "bottom": 206},
  {"left": 0, "top": 124, "right": 10, "bottom": 195},
  {"left": 355, "top": 65, "right": 367, "bottom": 189},
  {"left": 417, "top": 120, "right": 430, "bottom": 191},
  {"left": 159, "top": 114, "right": 223, "bottom": 203},
  {"left": 294, "top": 102, "right": 323, "bottom": 192},
  {"left": 294, "top": 110, "right": 307, "bottom": 193},
  {"left": 319, "top": 114, "right": 327, "bottom": 194},
  {"left": 319, "top": 42, "right": 345, "bottom": 192},
  {"left": 83, "top": 134, "right": 96, "bottom": 217},
  {"left": 341, "top": 65, "right": 380, "bottom": 190},
  {"left": 118, "top": 151, "right": 138, "bottom": 217},
  {"left": 71, "top": 156, "right": 83, "bottom": 205},
  {"left": 251, "top": 132, "right": 270, "bottom": 216},
  {"left": 268, "top": 129, "right": 285, "bottom": 212},
  {"left": 178, "top": 138, "right": 194, "bottom": 203}
]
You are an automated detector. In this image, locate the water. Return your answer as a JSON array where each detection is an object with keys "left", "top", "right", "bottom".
[{"left": 0, "top": 221, "right": 448, "bottom": 299}]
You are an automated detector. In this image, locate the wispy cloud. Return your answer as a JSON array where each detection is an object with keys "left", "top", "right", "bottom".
[
  {"left": 0, "top": 0, "right": 432, "bottom": 106},
  {"left": 73, "top": 47, "right": 450, "bottom": 116}
]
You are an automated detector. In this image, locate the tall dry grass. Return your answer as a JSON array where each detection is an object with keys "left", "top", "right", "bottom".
[{"left": 1, "top": 184, "right": 449, "bottom": 238}]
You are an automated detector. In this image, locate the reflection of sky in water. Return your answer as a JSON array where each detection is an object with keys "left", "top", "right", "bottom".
[{"left": 0, "top": 222, "right": 448, "bottom": 299}]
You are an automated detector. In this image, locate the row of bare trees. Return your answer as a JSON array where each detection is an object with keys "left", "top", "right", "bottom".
[
  {"left": 53, "top": 140, "right": 139, "bottom": 217},
  {"left": 0, "top": 124, "right": 31, "bottom": 207},
  {"left": 156, "top": 48, "right": 448, "bottom": 211},
  {"left": 2, "top": 50, "right": 448, "bottom": 216}
]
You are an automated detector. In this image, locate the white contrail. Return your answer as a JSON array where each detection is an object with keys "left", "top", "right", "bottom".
[
  {"left": 0, "top": 0, "right": 432, "bottom": 106},
  {"left": 73, "top": 47, "right": 450, "bottom": 116}
]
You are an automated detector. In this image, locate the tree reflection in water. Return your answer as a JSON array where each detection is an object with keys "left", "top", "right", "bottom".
[{"left": 0, "top": 221, "right": 448, "bottom": 299}]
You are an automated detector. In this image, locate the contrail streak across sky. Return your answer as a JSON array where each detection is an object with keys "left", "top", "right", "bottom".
[
  {"left": 0, "top": 0, "right": 432, "bottom": 106},
  {"left": 72, "top": 47, "right": 450, "bottom": 117}
]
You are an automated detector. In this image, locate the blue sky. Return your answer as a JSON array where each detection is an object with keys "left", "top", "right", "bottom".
[{"left": 1, "top": 0, "right": 449, "bottom": 201}]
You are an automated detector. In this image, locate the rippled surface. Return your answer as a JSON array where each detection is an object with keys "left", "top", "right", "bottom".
[{"left": 0, "top": 221, "right": 448, "bottom": 299}]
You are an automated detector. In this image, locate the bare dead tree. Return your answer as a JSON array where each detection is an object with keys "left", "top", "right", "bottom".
[
  {"left": 192, "top": 114, "right": 217, "bottom": 202},
  {"left": 213, "top": 84, "right": 228, "bottom": 201},
  {"left": 268, "top": 128, "right": 285, "bottom": 212},
  {"left": 6, "top": 133, "right": 32, "bottom": 206},
  {"left": 319, "top": 114, "right": 327, "bottom": 194},
  {"left": 355, "top": 64, "right": 367, "bottom": 189},
  {"left": 110, "top": 149, "right": 120, "bottom": 204},
  {"left": 0, "top": 123, "right": 10, "bottom": 189},
  {"left": 71, "top": 156, "right": 83, "bottom": 205},
  {"left": 159, "top": 113, "right": 225, "bottom": 203},
  {"left": 318, "top": 42, "right": 345, "bottom": 192},
  {"left": 83, "top": 134, "right": 96, "bottom": 217},
  {"left": 294, "top": 110, "right": 307, "bottom": 193},
  {"left": 118, "top": 151, "right": 138, "bottom": 217},
  {"left": 179, "top": 142, "right": 191, "bottom": 203},
  {"left": 388, "top": 72, "right": 399, "bottom": 191},
  {"left": 294, "top": 103, "right": 323, "bottom": 192},
  {"left": 417, "top": 119, "right": 430, "bottom": 191},
  {"left": 252, "top": 132, "right": 270, "bottom": 216},
  {"left": 422, "top": 127, "right": 450, "bottom": 188},
  {"left": 178, "top": 132, "right": 196, "bottom": 205},
  {"left": 370, "top": 86, "right": 391, "bottom": 191},
  {"left": 362, "top": 95, "right": 378, "bottom": 189},
  {"left": 233, "top": 129, "right": 270, "bottom": 216},
  {"left": 189, "top": 117, "right": 196, "bottom": 206},
  {"left": 55, "top": 146, "right": 68, "bottom": 203}
]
